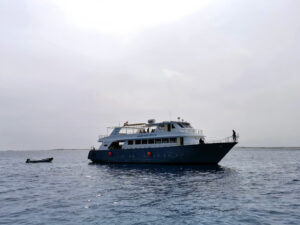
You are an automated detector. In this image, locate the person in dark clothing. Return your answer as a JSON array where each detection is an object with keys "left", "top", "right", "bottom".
[
  {"left": 232, "top": 130, "right": 237, "bottom": 142},
  {"left": 199, "top": 138, "right": 205, "bottom": 144}
]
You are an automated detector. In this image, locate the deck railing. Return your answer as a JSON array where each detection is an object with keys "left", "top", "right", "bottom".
[
  {"left": 98, "top": 128, "right": 203, "bottom": 138},
  {"left": 98, "top": 135, "right": 108, "bottom": 140},
  {"left": 177, "top": 128, "right": 203, "bottom": 135},
  {"left": 207, "top": 134, "right": 239, "bottom": 143}
]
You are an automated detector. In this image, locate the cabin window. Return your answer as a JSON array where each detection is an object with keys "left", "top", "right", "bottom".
[
  {"left": 167, "top": 124, "right": 171, "bottom": 131},
  {"left": 182, "top": 122, "right": 192, "bottom": 128},
  {"left": 148, "top": 139, "right": 154, "bottom": 144},
  {"left": 135, "top": 140, "right": 141, "bottom": 144},
  {"left": 180, "top": 137, "right": 184, "bottom": 145},
  {"left": 170, "top": 138, "right": 176, "bottom": 143},
  {"left": 162, "top": 138, "right": 169, "bottom": 143},
  {"left": 155, "top": 139, "right": 161, "bottom": 144},
  {"left": 142, "top": 139, "right": 147, "bottom": 144},
  {"left": 128, "top": 140, "right": 133, "bottom": 145},
  {"left": 171, "top": 124, "right": 175, "bottom": 129},
  {"left": 177, "top": 123, "right": 184, "bottom": 128}
]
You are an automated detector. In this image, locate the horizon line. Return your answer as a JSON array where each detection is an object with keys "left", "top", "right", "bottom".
[{"left": 1, "top": 146, "right": 300, "bottom": 151}]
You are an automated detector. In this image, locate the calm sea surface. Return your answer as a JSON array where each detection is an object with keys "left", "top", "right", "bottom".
[{"left": 0, "top": 148, "right": 299, "bottom": 225}]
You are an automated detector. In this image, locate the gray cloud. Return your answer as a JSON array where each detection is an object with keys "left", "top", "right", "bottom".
[{"left": 1, "top": 0, "right": 299, "bottom": 149}]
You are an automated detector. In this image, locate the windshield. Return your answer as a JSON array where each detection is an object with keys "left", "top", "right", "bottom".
[{"left": 177, "top": 122, "right": 192, "bottom": 128}]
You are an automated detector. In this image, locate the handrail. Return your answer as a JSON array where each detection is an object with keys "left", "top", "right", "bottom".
[
  {"left": 177, "top": 128, "right": 203, "bottom": 135},
  {"left": 99, "top": 127, "right": 203, "bottom": 137},
  {"left": 207, "top": 134, "right": 239, "bottom": 143},
  {"left": 98, "top": 135, "right": 108, "bottom": 139},
  {"left": 99, "top": 129, "right": 203, "bottom": 137}
]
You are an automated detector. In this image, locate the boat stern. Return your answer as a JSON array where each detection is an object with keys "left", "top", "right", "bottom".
[{"left": 88, "top": 149, "right": 96, "bottom": 161}]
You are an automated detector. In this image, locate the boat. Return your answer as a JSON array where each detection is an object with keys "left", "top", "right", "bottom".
[
  {"left": 88, "top": 119, "right": 238, "bottom": 164},
  {"left": 26, "top": 157, "right": 53, "bottom": 163}
]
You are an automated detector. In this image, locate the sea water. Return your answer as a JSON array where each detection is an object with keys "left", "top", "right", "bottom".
[{"left": 0, "top": 148, "right": 299, "bottom": 225}]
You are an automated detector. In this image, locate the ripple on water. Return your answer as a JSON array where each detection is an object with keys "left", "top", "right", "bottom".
[{"left": 0, "top": 149, "right": 300, "bottom": 225}]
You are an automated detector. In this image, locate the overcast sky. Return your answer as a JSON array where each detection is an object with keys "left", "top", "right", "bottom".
[{"left": 0, "top": 0, "right": 299, "bottom": 150}]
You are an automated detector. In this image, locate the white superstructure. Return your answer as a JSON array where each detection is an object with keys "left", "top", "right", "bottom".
[{"left": 97, "top": 119, "right": 205, "bottom": 150}]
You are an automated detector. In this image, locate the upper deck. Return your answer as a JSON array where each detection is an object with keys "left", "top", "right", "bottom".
[{"left": 98, "top": 120, "right": 204, "bottom": 142}]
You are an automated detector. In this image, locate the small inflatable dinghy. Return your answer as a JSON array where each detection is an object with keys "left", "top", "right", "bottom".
[{"left": 26, "top": 157, "right": 53, "bottom": 163}]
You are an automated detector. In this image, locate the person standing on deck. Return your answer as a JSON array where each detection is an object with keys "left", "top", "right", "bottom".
[{"left": 232, "top": 130, "right": 237, "bottom": 142}]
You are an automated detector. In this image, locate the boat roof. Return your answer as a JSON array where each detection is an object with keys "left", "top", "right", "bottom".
[
  {"left": 108, "top": 121, "right": 191, "bottom": 129},
  {"left": 99, "top": 119, "right": 204, "bottom": 141}
]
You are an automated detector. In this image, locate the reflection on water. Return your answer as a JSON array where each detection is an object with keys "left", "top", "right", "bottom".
[{"left": 91, "top": 163, "right": 226, "bottom": 173}]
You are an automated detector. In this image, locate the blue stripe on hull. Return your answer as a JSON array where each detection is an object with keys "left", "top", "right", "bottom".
[{"left": 88, "top": 142, "right": 237, "bottom": 164}]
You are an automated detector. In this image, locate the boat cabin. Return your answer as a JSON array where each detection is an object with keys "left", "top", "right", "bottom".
[{"left": 98, "top": 120, "right": 204, "bottom": 150}]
